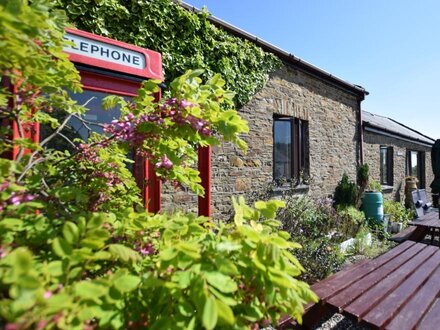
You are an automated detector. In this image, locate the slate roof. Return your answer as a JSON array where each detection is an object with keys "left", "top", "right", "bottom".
[{"left": 363, "top": 111, "right": 435, "bottom": 146}]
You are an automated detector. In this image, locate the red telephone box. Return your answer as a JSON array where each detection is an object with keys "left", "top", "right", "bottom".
[
  {"left": 62, "top": 28, "right": 164, "bottom": 213},
  {"left": 6, "top": 28, "right": 212, "bottom": 216}
]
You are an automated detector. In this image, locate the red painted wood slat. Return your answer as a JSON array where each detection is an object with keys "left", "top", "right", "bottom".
[
  {"left": 385, "top": 266, "right": 440, "bottom": 330},
  {"left": 417, "top": 298, "right": 440, "bottom": 330},
  {"left": 311, "top": 241, "right": 415, "bottom": 302},
  {"left": 327, "top": 243, "right": 426, "bottom": 308},
  {"left": 363, "top": 247, "right": 440, "bottom": 327},
  {"left": 344, "top": 246, "right": 438, "bottom": 318}
]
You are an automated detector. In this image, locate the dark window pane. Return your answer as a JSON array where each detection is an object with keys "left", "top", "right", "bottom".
[
  {"left": 40, "top": 90, "right": 125, "bottom": 151},
  {"left": 274, "top": 119, "right": 292, "bottom": 179},
  {"left": 300, "top": 120, "right": 308, "bottom": 171}
]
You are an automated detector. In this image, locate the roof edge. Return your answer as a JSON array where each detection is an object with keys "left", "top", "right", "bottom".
[
  {"left": 179, "top": 1, "right": 368, "bottom": 98},
  {"left": 363, "top": 123, "right": 434, "bottom": 148},
  {"left": 362, "top": 110, "right": 435, "bottom": 144}
]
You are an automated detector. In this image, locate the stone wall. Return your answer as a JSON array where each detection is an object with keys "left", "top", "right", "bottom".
[
  {"left": 363, "top": 131, "right": 433, "bottom": 202},
  {"left": 162, "top": 63, "right": 362, "bottom": 218}
]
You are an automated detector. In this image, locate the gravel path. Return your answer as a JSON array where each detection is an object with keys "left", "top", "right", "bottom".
[{"left": 311, "top": 312, "right": 371, "bottom": 330}]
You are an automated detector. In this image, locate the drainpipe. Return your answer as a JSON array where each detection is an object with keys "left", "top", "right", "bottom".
[{"left": 358, "top": 98, "right": 364, "bottom": 165}]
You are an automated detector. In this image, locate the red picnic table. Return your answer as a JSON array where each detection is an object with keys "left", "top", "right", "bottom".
[
  {"left": 408, "top": 211, "right": 440, "bottom": 244},
  {"left": 289, "top": 240, "right": 440, "bottom": 329}
]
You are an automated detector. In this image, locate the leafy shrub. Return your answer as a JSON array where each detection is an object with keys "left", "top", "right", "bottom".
[
  {"left": 333, "top": 173, "right": 358, "bottom": 208},
  {"left": 293, "top": 237, "right": 345, "bottom": 284},
  {"left": 384, "top": 200, "right": 415, "bottom": 227},
  {"left": 357, "top": 164, "right": 369, "bottom": 188},
  {"left": 278, "top": 196, "right": 345, "bottom": 283},
  {"left": 279, "top": 196, "right": 338, "bottom": 240},
  {"left": 367, "top": 179, "right": 382, "bottom": 192},
  {"left": 0, "top": 1, "right": 316, "bottom": 328},
  {"left": 336, "top": 206, "right": 366, "bottom": 239},
  {"left": 0, "top": 190, "right": 317, "bottom": 329}
]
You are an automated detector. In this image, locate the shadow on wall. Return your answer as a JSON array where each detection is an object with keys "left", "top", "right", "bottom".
[{"left": 395, "top": 182, "right": 402, "bottom": 202}]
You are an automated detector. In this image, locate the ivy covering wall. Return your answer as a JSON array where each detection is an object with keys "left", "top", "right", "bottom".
[{"left": 57, "top": 0, "right": 281, "bottom": 107}]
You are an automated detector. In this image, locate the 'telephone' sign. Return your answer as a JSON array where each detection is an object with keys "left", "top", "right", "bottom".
[
  {"left": 63, "top": 28, "right": 163, "bottom": 80},
  {"left": 64, "top": 32, "right": 146, "bottom": 70}
]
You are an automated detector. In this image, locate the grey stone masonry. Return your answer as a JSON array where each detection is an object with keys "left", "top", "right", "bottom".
[
  {"left": 363, "top": 131, "right": 434, "bottom": 202},
  {"left": 161, "top": 62, "right": 362, "bottom": 219}
]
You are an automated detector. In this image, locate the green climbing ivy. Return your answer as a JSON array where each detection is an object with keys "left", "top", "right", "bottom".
[{"left": 57, "top": 0, "right": 282, "bottom": 106}]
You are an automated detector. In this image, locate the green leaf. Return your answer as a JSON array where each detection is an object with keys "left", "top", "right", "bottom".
[
  {"left": 216, "top": 242, "right": 242, "bottom": 252},
  {"left": 0, "top": 218, "right": 22, "bottom": 230},
  {"left": 47, "top": 261, "right": 63, "bottom": 277},
  {"left": 113, "top": 274, "right": 140, "bottom": 293},
  {"left": 205, "top": 272, "right": 237, "bottom": 293},
  {"left": 202, "top": 296, "right": 218, "bottom": 330},
  {"left": 108, "top": 244, "right": 140, "bottom": 262},
  {"left": 63, "top": 222, "right": 79, "bottom": 245},
  {"left": 255, "top": 200, "right": 285, "bottom": 219},
  {"left": 159, "top": 247, "right": 178, "bottom": 261},
  {"left": 52, "top": 237, "right": 72, "bottom": 257},
  {"left": 216, "top": 299, "right": 235, "bottom": 326},
  {"left": 74, "top": 281, "right": 108, "bottom": 299}
]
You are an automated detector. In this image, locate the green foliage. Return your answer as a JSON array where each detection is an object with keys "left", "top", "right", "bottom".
[
  {"left": 0, "top": 192, "right": 317, "bottom": 329},
  {"left": 0, "top": 1, "right": 315, "bottom": 328},
  {"left": 293, "top": 237, "right": 345, "bottom": 284},
  {"left": 348, "top": 225, "right": 395, "bottom": 259},
  {"left": 278, "top": 196, "right": 345, "bottom": 283},
  {"left": 384, "top": 200, "right": 415, "bottom": 227},
  {"left": 367, "top": 178, "right": 382, "bottom": 192},
  {"left": 357, "top": 164, "right": 369, "bottom": 187},
  {"left": 333, "top": 173, "right": 358, "bottom": 208},
  {"left": 57, "top": 0, "right": 282, "bottom": 107},
  {"left": 336, "top": 206, "right": 366, "bottom": 239}
]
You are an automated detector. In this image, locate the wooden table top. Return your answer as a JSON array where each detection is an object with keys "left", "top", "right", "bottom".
[
  {"left": 409, "top": 211, "right": 440, "bottom": 228},
  {"left": 305, "top": 241, "right": 440, "bottom": 329}
]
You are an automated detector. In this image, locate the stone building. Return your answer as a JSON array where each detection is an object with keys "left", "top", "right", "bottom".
[
  {"left": 162, "top": 12, "right": 368, "bottom": 218},
  {"left": 162, "top": 7, "right": 436, "bottom": 219},
  {"left": 362, "top": 111, "right": 435, "bottom": 202}
]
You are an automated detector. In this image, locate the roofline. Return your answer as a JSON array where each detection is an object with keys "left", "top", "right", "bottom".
[
  {"left": 179, "top": 1, "right": 369, "bottom": 99},
  {"left": 387, "top": 117, "right": 436, "bottom": 143},
  {"left": 363, "top": 124, "right": 434, "bottom": 148},
  {"left": 362, "top": 110, "right": 435, "bottom": 145}
]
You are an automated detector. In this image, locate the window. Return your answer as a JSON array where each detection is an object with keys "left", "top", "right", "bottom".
[
  {"left": 273, "top": 116, "right": 308, "bottom": 182},
  {"left": 380, "top": 146, "right": 393, "bottom": 185},
  {"left": 40, "top": 90, "right": 124, "bottom": 151},
  {"left": 406, "top": 150, "right": 426, "bottom": 188}
]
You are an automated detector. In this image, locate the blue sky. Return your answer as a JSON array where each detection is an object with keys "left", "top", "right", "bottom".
[{"left": 185, "top": 0, "right": 440, "bottom": 140}]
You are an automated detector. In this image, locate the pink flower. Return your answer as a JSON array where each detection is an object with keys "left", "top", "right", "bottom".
[
  {"left": 179, "top": 99, "right": 193, "bottom": 108},
  {"left": 161, "top": 155, "right": 173, "bottom": 169},
  {"left": 36, "top": 320, "right": 47, "bottom": 330},
  {"left": 44, "top": 290, "right": 52, "bottom": 299},
  {"left": 139, "top": 243, "right": 155, "bottom": 256},
  {"left": 155, "top": 155, "right": 173, "bottom": 170}
]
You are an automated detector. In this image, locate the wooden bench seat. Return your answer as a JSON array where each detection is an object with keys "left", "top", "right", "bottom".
[
  {"left": 297, "top": 241, "right": 440, "bottom": 329},
  {"left": 389, "top": 226, "right": 417, "bottom": 242}
]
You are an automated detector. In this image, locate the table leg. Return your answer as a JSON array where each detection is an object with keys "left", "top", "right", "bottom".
[{"left": 407, "top": 226, "right": 429, "bottom": 242}]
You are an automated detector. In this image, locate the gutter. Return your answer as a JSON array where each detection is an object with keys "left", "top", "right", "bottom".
[
  {"left": 364, "top": 124, "right": 434, "bottom": 148},
  {"left": 179, "top": 1, "right": 369, "bottom": 98}
]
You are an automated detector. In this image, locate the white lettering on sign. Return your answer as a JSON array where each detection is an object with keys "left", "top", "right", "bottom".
[{"left": 63, "top": 32, "right": 146, "bottom": 70}]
